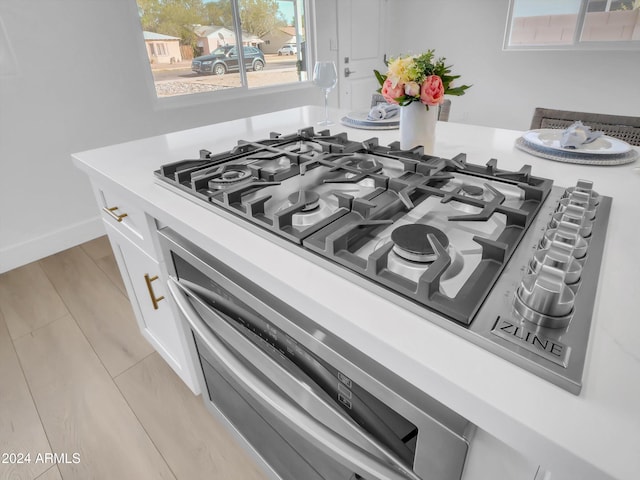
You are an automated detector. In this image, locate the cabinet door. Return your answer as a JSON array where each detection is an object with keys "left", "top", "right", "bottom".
[{"left": 104, "top": 221, "right": 199, "bottom": 394}]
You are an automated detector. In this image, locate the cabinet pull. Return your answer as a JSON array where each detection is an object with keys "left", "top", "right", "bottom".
[
  {"left": 103, "top": 206, "right": 128, "bottom": 222},
  {"left": 144, "top": 274, "right": 165, "bottom": 310}
]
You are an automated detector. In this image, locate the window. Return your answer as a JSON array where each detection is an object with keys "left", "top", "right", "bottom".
[
  {"left": 136, "top": 0, "right": 309, "bottom": 98},
  {"left": 505, "top": 0, "right": 640, "bottom": 50},
  {"left": 150, "top": 42, "right": 168, "bottom": 56}
]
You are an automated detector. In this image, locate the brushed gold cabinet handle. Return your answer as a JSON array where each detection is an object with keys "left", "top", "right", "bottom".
[
  {"left": 103, "top": 206, "right": 128, "bottom": 222},
  {"left": 144, "top": 274, "right": 165, "bottom": 310}
]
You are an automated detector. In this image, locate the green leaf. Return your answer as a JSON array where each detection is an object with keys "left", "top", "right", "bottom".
[
  {"left": 373, "top": 69, "right": 387, "bottom": 87},
  {"left": 446, "top": 84, "right": 472, "bottom": 96}
]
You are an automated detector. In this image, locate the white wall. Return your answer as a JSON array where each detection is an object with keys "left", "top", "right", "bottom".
[
  {"left": 0, "top": 0, "right": 334, "bottom": 273},
  {"left": 387, "top": 0, "right": 640, "bottom": 130}
]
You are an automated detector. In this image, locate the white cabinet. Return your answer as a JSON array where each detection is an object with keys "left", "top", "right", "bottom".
[
  {"left": 90, "top": 178, "right": 199, "bottom": 394},
  {"left": 103, "top": 221, "right": 199, "bottom": 393}
]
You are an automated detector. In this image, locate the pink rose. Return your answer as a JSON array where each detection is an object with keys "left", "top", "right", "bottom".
[
  {"left": 381, "top": 78, "right": 404, "bottom": 104},
  {"left": 404, "top": 81, "right": 420, "bottom": 97},
  {"left": 420, "top": 75, "right": 445, "bottom": 106}
]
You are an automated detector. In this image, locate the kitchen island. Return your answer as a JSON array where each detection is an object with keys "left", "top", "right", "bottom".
[{"left": 72, "top": 106, "right": 640, "bottom": 480}]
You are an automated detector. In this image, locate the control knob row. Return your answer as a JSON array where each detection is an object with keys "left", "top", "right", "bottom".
[{"left": 513, "top": 180, "right": 601, "bottom": 329}]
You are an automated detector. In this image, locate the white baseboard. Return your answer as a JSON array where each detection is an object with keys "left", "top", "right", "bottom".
[{"left": 0, "top": 216, "right": 106, "bottom": 274}]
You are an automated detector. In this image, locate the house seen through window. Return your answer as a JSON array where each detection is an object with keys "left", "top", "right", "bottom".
[{"left": 136, "top": 0, "right": 308, "bottom": 98}]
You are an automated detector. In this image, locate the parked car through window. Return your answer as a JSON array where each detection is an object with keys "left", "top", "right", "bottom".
[
  {"left": 277, "top": 44, "right": 297, "bottom": 56},
  {"left": 192, "top": 46, "right": 265, "bottom": 75}
]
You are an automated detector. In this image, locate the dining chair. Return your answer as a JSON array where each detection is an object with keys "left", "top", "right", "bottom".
[
  {"left": 530, "top": 108, "right": 640, "bottom": 146},
  {"left": 370, "top": 94, "right": 452, "bottom": 122},
  {"left": 438, "top": 99, "right": 451, "bottom": 122}
]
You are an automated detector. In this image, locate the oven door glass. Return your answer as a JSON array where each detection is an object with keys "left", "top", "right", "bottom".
[{"left": 167, "top": 273, "right": 421, "bottom": 480}]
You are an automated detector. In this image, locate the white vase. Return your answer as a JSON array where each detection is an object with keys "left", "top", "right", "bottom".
[{"left": 399, "top": 102, "right": 438, "bottom": 154}]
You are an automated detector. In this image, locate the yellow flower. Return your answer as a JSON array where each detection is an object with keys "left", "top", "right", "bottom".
[{"left": 386, "top": 55, "right": 416, "bottom": 87}]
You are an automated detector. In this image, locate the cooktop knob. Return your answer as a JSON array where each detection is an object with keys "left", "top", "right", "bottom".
[
  {"left": 550, "top": 203, "right": 593, "bottom": 238},
  {"left": 514, "top": 265, "right": 575, "bottom": 328},
  {"left": 563, "top": 180, "right": 600, "bottom": 209},
  {"left": 540, "top": 220, "right": 588, "bottom": 259},
  {"left": 557, "top": 191, "right": 597, "bottom": 221},
  {"left": 529, "top": 241, "right": 582, "bottom": 286},
  {"left": 563, "top": 180, "right": 600, "bottom": 207}
]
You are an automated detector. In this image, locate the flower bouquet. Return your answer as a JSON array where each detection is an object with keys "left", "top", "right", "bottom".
[
  {"left": 374, "top": 50, "right": 471, "bottom": 109},
  {"left": 374, "top": 50, "right": 470, "bottom": 152}
]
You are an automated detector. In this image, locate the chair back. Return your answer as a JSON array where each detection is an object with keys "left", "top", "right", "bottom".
[
  {"left": 438, "top": 99, "right": 451, "bottom": 122},
  {"left": 530, "top": 108, "right": 640, "bottom": 146}
]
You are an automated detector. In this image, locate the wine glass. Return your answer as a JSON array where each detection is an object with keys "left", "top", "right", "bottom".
[{"left": 313, "top": 61, "right": 338, "bottom": 126}]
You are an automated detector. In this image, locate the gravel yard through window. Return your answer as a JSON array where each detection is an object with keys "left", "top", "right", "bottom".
[{"left": 151, "top": 57, "right": 303, "bottom": 98}]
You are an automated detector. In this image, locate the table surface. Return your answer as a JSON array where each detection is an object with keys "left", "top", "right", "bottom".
[{"left": 72, "top": 106, "right": 640, "bottom": 480}]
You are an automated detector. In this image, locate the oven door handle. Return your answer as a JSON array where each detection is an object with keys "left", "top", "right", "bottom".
[{"left": 167, "top": 277, "right": 422, "bottom": 480}]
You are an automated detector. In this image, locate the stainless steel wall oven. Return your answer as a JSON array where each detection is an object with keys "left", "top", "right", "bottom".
[{"left": 160, "top": 227, "right": 472, "bottom": 480}]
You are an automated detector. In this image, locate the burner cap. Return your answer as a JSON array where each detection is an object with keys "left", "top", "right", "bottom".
[
  {"left": 221, "top": 170, "right": 244, "bottom": 180},
  {"left": 357, "top": 158, "right": 382, "bottom": 171},
  {"left": 209, "top": 165, "right": 252, "bottom": 189},
  {"left": 390, "top": 224, "right": 449, "bottom": 263},
  {"left": 288, "top": 190, "right": 320, "bottom": 211},
  {"left": 460, "top": 184, "right": 484, "bottom": 198},
  {"left": 350, "top": 153, "right": 383, "bottom": 173}
]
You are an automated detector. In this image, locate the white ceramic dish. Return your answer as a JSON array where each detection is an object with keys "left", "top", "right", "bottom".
[
  {"left": 522, "top": 129, "right": 631, "bottom": 155},
  {"left": 515, "top": 137, "right": 638, "bottom": 166},
  {"left": 340, "top": 111, "right": 399, "bottom": 130}
]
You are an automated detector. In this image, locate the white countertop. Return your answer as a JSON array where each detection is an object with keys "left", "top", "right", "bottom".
[{"left": 72, "top": 106, "right": 640, "bottom": 480}]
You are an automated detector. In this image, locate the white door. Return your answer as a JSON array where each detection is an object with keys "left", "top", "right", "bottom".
[{"left": 337, "top": 0, "right": 388, "bottom": 111}]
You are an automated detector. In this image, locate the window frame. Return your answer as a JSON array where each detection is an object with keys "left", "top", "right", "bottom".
[
  {"left": 504, "top": 0, "right": 640, "bottom": 51},
  {"left": 130, "top": 0, "right": 317, "bottom": 108}
]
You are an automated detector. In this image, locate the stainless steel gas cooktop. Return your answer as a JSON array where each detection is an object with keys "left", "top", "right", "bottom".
[{"left": 155, "top": 127, "right": 611, "bottom": 394}]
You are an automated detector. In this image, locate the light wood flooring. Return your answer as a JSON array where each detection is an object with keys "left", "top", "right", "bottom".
[{"left": 0, "top": 236, "right": 268, "bottom": 480}]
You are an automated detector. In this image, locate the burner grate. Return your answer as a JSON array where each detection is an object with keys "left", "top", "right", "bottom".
[{"left": 155, "top": 127, "right": 553, "bottom": 325}]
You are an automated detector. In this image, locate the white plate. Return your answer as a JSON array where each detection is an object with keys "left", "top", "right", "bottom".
[
  {"left": 340, "top": 111, "right": 399, "bottom": 130},
  {"left": 515, "top": 137, "right": 638, "bottom": 166},
  {"left": 522, "top": 129, "right": 631, "bottom": 155}
]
